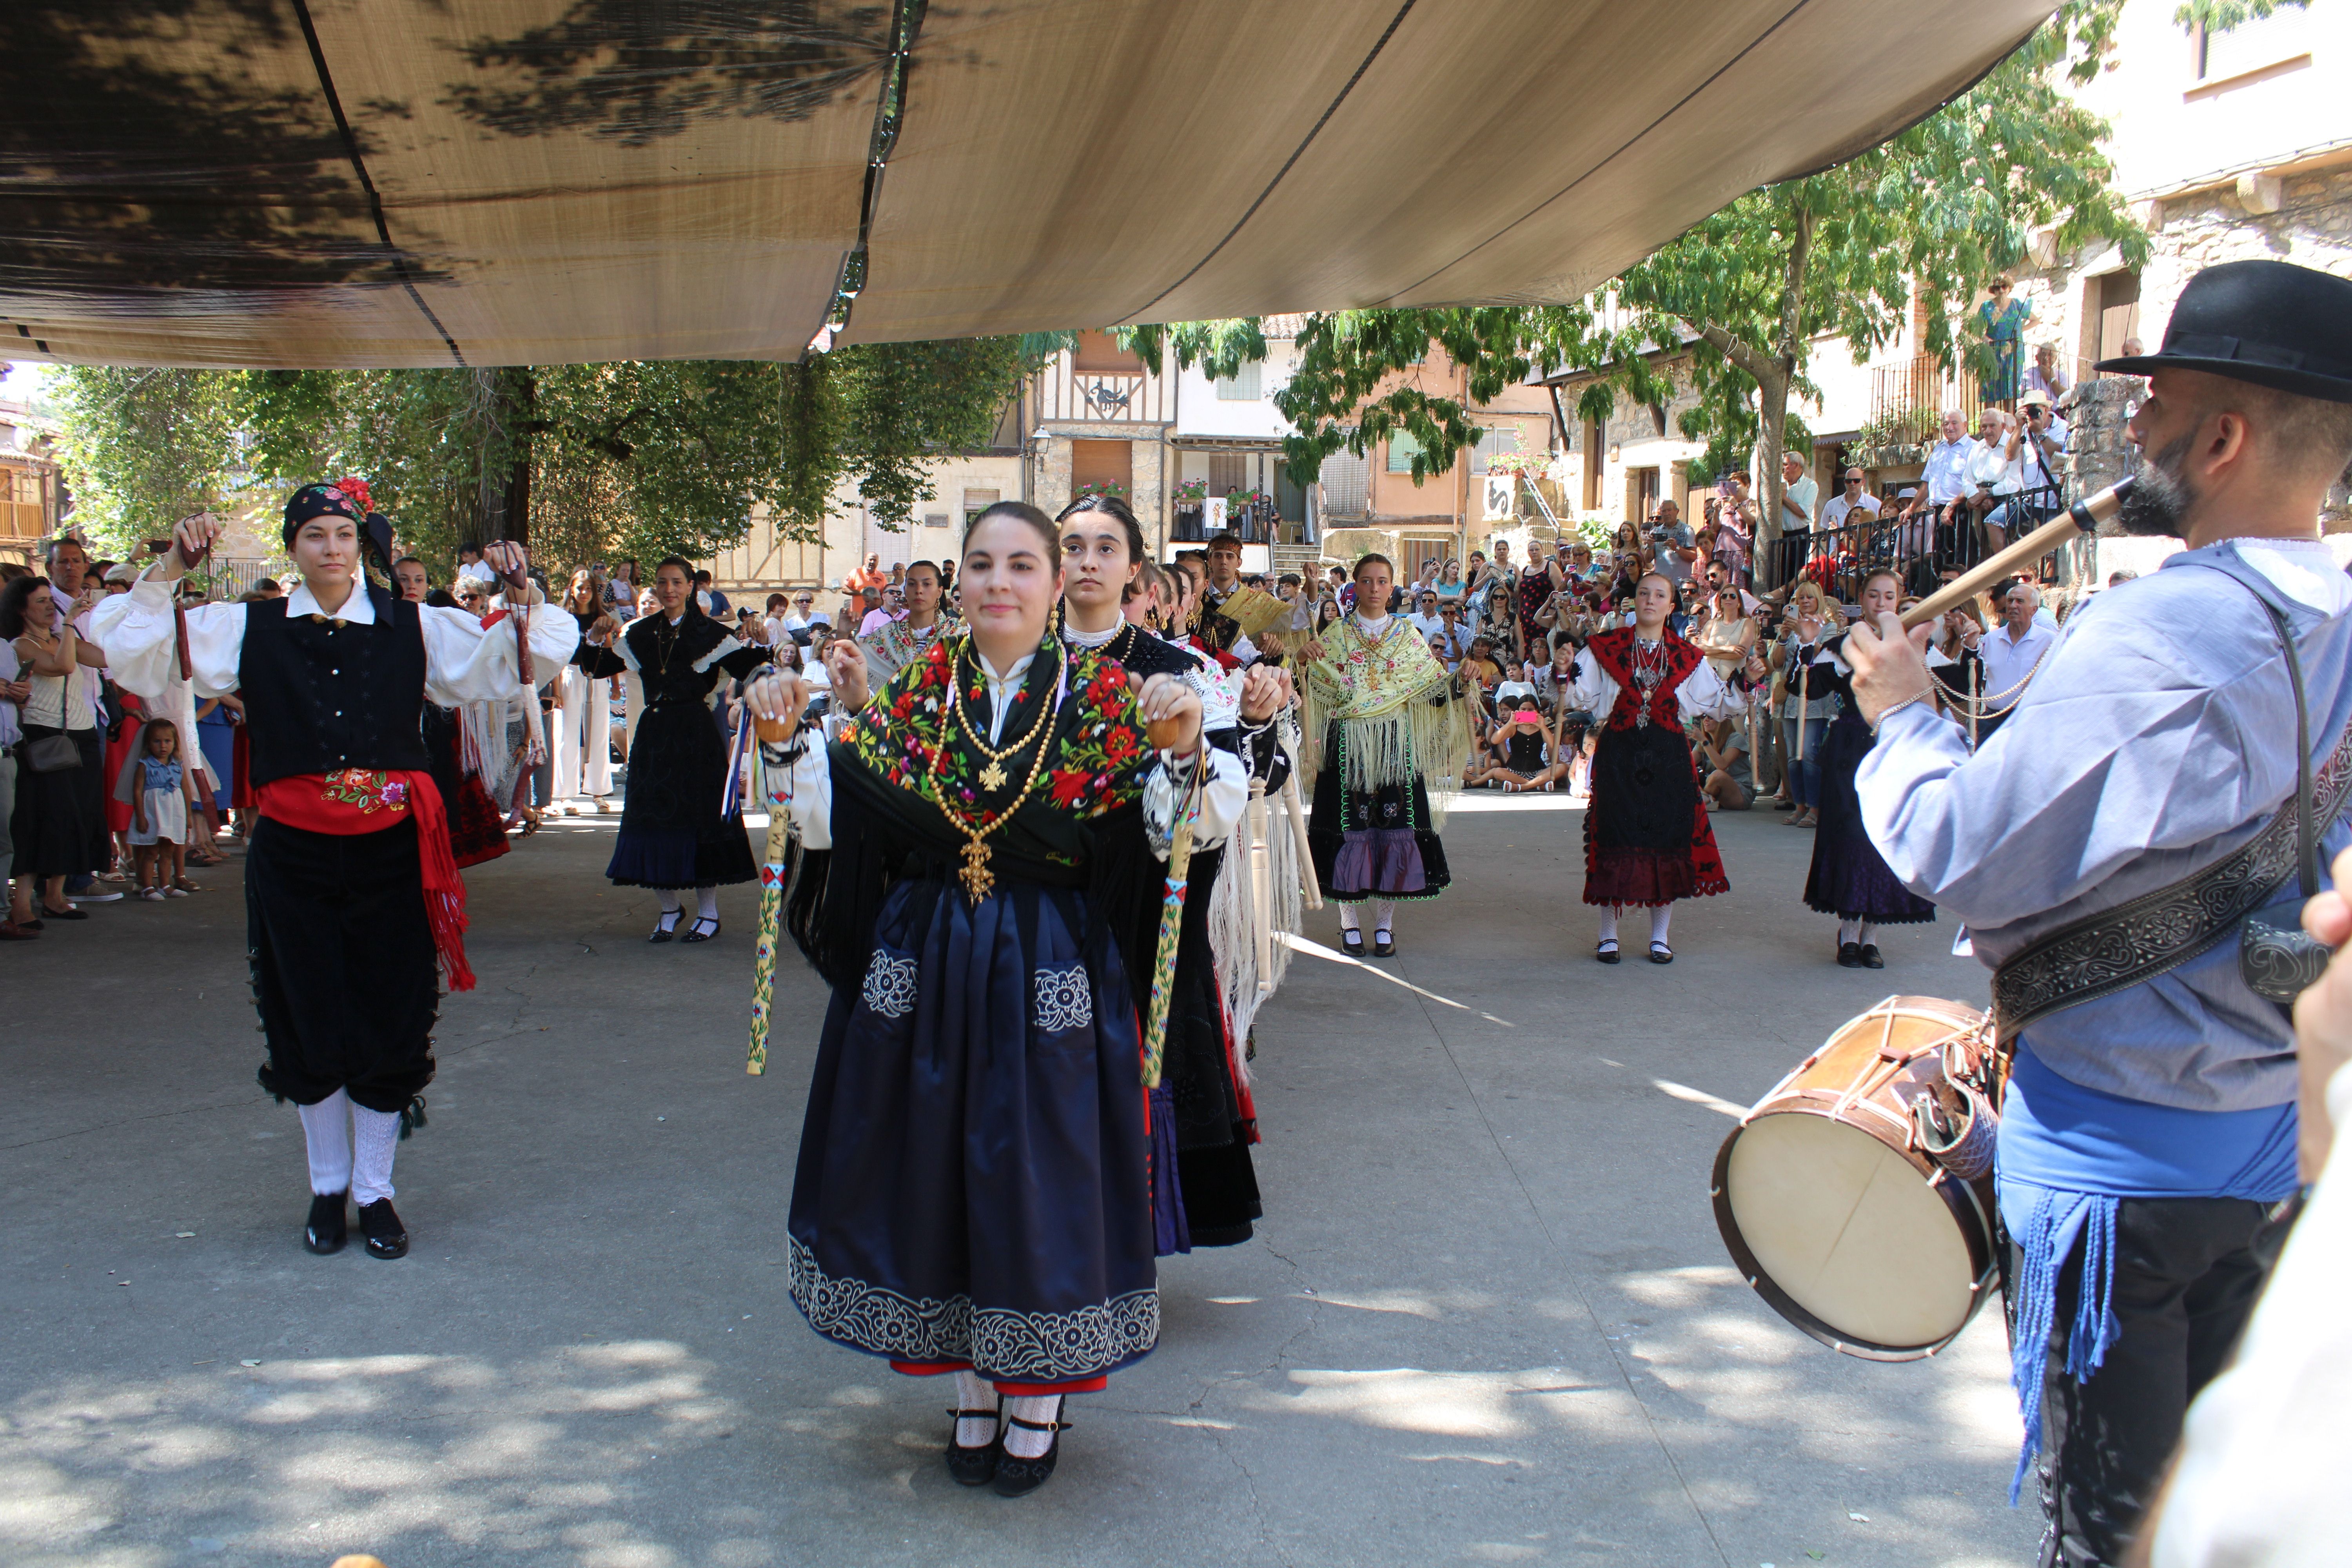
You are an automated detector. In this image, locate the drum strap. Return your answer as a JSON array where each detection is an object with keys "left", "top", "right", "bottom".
[{"left": 1991, "top": 563, "right": 2352, "bottom": 1043}]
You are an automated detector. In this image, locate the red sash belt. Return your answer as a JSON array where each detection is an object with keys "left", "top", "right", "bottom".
[{"left": 255, "top": 769, "right": 475, "bottom": 991}]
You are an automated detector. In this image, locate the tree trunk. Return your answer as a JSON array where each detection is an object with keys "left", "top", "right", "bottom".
[{"left": 1751, "top": 203, "right": 1813, "bottom": 590}]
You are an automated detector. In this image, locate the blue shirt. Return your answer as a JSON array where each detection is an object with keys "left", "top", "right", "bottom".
[{"left": 1860, "top": 538, "right": 2352, "bottom": 1114}]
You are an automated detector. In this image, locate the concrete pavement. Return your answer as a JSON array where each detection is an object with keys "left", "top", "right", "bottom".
[{"left": 2, "top": 797, "right": 2038, "bottom": 1568}]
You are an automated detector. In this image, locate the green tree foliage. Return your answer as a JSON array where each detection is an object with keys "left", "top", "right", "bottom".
[
  {"left": 50, "top": 368, "right": 241, "bottom": 554},
  {"left": 54, "top": 341, "right": 1034, "bottom": 579},
  {"left": 1134, "top": 2, "right": 2145, "bottom": 565}
]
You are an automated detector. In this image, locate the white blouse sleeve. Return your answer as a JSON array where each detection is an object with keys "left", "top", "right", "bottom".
[
  {"left": 419, "top": 604, "right": 584, "bottom": 707},
  {"left": 761, "top": 730, "right": 833, "bottom": 853},
  {"left": 1143, "top": 743, "right": 1248, "bottom": 858},
  {"left": 1566, "top": 650, "right": 1617, "bottom": 716},
  {"left": 1676, "top": 658, "right": 1746, "bottom": 722},
  {"left": 89, "top": 575, "right": 247, "bottom": 701}
]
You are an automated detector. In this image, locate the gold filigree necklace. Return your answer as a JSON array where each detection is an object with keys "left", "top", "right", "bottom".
[{"left": 928, "top": 641, "right": 1064, "bottom": 902}]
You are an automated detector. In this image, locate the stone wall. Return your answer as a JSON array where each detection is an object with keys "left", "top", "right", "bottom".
[{"left": 2064, "top": 377, "right": 2137, "bottom": 499}]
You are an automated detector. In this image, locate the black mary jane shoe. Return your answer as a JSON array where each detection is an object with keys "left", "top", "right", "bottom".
[
  {"left": 1595, "top": 940, "right": 1621, "bottom": 965},
  {"left": 1837, "top": 941, "right": 1862, "bottom": 969},
  {"left": 356, "top": 1198, "right": 409, "bottom": 1260},
  {"left": 304, "top": 1191, "right": 348, "bottom": 1255},
  {"left": 681, "top": 916, "right": 722, "bottom": 944},
  {"left": 1340, "top": 930, "right": 1366, "bottom": 958},
  {"left": 1371, "top": 933, "right": 1396, "bottom": 958},
  {"left": 647, "top": 912, "right": 682, "bottom": 944},
  {"left": 1647, "top": 942, "right": 1674, "bottom": 965},
  {"left": 945, "top": 1404, "right": 1003, "bottom": 1487},
  {"left": 1859, "top": 943, "right": 1885, "bottom": 970},
  {"left": 993, "top": 1408, "right": 1070, "bottom": 1498}
]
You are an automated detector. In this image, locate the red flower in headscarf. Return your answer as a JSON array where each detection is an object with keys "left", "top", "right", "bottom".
[{"left": 332, "top": 476, "right": 373, "bottom": 515}]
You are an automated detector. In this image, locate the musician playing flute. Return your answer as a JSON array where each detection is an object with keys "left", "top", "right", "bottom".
[
  {"left": 741, "top": 502, "right": 1243, "bottom": 1498},
  {"left": 1843, "top": 260, "right": 2352, "bottom": 1568}
]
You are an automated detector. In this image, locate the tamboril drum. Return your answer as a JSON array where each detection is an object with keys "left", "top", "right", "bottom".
[{"left": 1711, "top": 996, "right": 2002, "bottom": 1361}]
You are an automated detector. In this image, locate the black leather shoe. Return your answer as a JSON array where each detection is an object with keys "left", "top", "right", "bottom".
[
  {"left": 1837, "top": 941, "right": 1862, "bottom": 968},
  {"left": 681, "top": 916, "right": 721, "bottom": 944},
  {"left": 1859, "top": 943, "right": 1885, "bottom": 970},
  {"left": 1340, "top": 930, "right": 1365, "bottom": 957},
  {"left": 356, "top": 1199, "right": 408, "bottom": 1260},
  {"left": 1595, "top": 940, "right": 1620, "bottom": 965},
  {"left": 945, "top": 1405, "right": 1002, "bottom": 1486},
  {"left": 648, "top": 912, "right": 681, "bottom": 943},
  {"left": 993, "top": 1408, "right": 1069, "bottom": 1497},
  {"left": 1371, "top": 933, "right": 1396, "bottom": 957},
  {"left": 304, "top": 1191, "right": 348, "bottom": 1255},
  {"left": 1648, "top": 942, "right": 1674, "bottom": 965}
]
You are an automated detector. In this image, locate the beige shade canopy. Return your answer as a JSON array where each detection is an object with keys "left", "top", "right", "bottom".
[{"left": 2, "top": 0, "right": 2058, "bottom": 369}]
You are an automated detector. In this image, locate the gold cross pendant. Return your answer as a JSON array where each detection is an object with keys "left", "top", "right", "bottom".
[
  {"left": 977, "top": 760, "right": 1007, "bottom": 791},
  {"left": 957, "top": 838, "right": 995, "bottom": 904}
]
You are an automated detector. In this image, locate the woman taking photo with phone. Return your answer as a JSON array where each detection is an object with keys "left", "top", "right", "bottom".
[{"left": 744, "top": 501, "right": 1242, "bottom": 1497}]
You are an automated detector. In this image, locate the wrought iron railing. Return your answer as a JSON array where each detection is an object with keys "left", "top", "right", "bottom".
[
  {"left": 1765, "top": 481, "right": 2067, "bottom": 603},
  {"left": 1866, "top": 356, "right": 1984, "bottom": 448}
]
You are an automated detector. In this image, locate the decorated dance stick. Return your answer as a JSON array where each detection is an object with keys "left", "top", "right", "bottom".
[
  {"left": 171, "top": 512, "right": 215, "bottom": 681},
  {"left": 1247, "top": 776, "right": 1275, "bottom": 996},
  {"left": 1898, "top": 478, "right": 2136, "bottom": 630},
  {"left": 1141, "top": 765, "right": 1203, "bottom": 1090},
  {"left": 1281, "top": 769, "right": 1322, "bottom": 909},
  {"left": 746, "top": 709, "right": 797, "bottom": 1077}
]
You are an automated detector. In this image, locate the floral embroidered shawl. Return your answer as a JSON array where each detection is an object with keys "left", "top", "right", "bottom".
[{"left": 1299, "top": 613, "right": 1473, "bottom": 800}]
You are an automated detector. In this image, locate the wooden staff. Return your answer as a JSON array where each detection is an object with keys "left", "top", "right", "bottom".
[
  {"left": 1968, "top": 655, "right": 1980, "bottom": 751},
  {"left": 171, "top": 513, "right": 214, "bottom": 681},
  {"left": 1142, "top": 769, "right": 1202, "bottom": 1090},
  {"left": 1898, "top": 479, "right": 2136, "bottom": 630},
  {"left": 745, "top": 710, "right": 796, "bottom": 1077},
  {"left": 1281, "top": 767, "right": 1322, "bottom": 909},
  {"left": 1247, "top": 776, "right": 1274, "bottom": 996}
]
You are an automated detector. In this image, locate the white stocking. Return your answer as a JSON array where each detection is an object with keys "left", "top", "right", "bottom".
[
  {"left": 1338, "top": 903, "right": 1362, "bottom": 933},
  {"left": 1596, "top": 907, "right": 1619, "bottom": 947},
  {"left": 656, "top": 890, "right": 683, "bottom": 933},
  {"left": 1858, "top": 920, "right": 1878, "bottom": 947},
  {"left": 297, "top": 1090, "right": 353, "bottom": 1196},
  {"left": 1838, "top": 918, "right": 1860, "bottom": 946},
  {"left": 1372, "top": 900, "right": 1396, "bottom": 938},
  {"left": 696, "top": 886, "right": 720, "bottom": 922},
  {"left": 1003, "top": 1394, "right": 1063, "bottom": 1459},
  {"left": 350, "top": 1105, "right": 402, "bottom": 1208},
  {"left": 1649, "top": 904, "right": 1673, "bottom": 947},
  {"left": 954, "top": 1370, "right": 998, "bottom": 1447}
]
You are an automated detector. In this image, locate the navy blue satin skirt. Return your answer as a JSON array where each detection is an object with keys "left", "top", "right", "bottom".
[{"left": 786, "top": 875, "right": 1159, "bottom": 1385}]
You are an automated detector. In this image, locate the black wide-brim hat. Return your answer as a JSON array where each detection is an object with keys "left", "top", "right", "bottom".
[{"left": 2096, "top": 259, "right": 2352, "bottom": 403}]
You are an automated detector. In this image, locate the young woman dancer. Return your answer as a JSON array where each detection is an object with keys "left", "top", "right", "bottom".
[
  {"left": 572, "top": 557, "right": 771, "bottom": 942},
  {"left": 1566, "top": 572, "right": 1747, "bottom": 963},
  {"left": 1294, "top": 554, "right": 1473, "bottom": 958},
  {"left": 1058, "top": 494, "right": 1294, "bottom": 1250},
  {"left": 745, "top": 501, "right": 1243, "bottom": 1496},
  {"left": 1800, "top": 569, "right": 1936, "bottom": 966},
  {"left": 92, "top": 490, "right": 576, "bottom": 1258}
]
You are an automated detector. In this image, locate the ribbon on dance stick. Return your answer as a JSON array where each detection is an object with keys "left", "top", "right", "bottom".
[
  {"left": 1898, "top": 478, "right": 2136, "bottom": 630},
  {"left": 1141, "top": 758, "right": 1204, "bottom": 1091},
  {"left": 1247, "top": 777, "right": 1274, "bottom": 997},
  {"left": 745, "top": 702, "right": 797, "bottom": 1078}
]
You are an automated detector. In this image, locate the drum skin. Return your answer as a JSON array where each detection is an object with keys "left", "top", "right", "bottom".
[{"left": 1711, "top": 996, "right": 1999, "bottom": 1361}]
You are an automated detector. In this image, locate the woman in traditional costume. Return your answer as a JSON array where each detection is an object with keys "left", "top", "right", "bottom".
[
  {"left": 1058, "top": 494, "right": 1294, "bottom": 1250},
  {"left": 1567, "top": 571, "right": 1746, "bottom": 964},
  {"left": 550, "top": 567, "right": 617, "bottom": 816},
  {"left": 572, "top": 557, "right": 770, "bottom": 942},
  {"left": 91, "top": 487, "right": 576, "bottom": 1259},
  {"left": 1295, "top": 554, "right": 1473, "bottom": 958},
  {"left": 746, "top": 501, "right": 1242, "bottom": 1498},
  {"left": 1801, "top": 570, "right": 1936, "bottom": 967}
]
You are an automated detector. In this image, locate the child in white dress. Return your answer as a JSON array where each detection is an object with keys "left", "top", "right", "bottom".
[{"left": 123, "top": 718, "right": 191, "bottom": 899}]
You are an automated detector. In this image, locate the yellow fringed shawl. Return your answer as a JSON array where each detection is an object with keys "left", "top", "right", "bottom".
[{"left": 1298, "top": 613, "right": 1473, "bottom": 806}]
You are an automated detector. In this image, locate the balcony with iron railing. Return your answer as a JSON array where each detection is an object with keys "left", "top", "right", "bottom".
[{"left": 1863, "top": 356, "right": 1985, "bottom": 452}]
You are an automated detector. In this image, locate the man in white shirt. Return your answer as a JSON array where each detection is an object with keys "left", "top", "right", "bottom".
[
  {"left": 2018, "top": 391, "right": 2069, "bottom": 498},
  {"left": 1920, "top": 410, "right": 1980, "bottom": 566},
  {"left": 1961, "top": 408, "right": 2025, "bottom": 550},
  {"left": 1406, "top": 587, "right": 1446, "bottom": 643},
  {"left": 1976, "top": 578, "right": 2056, "bottom": 738},
  {"left": 1820, "top": 467, "right": 1880, "bottom": 530},
  {"left": 1775, "top": 452, "right": 1818, "bottom": 586}
]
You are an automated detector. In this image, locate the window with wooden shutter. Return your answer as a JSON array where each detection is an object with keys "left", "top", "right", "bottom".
[{"left": 1320, "top": 450, "right": 1367, "bottom": 519}]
